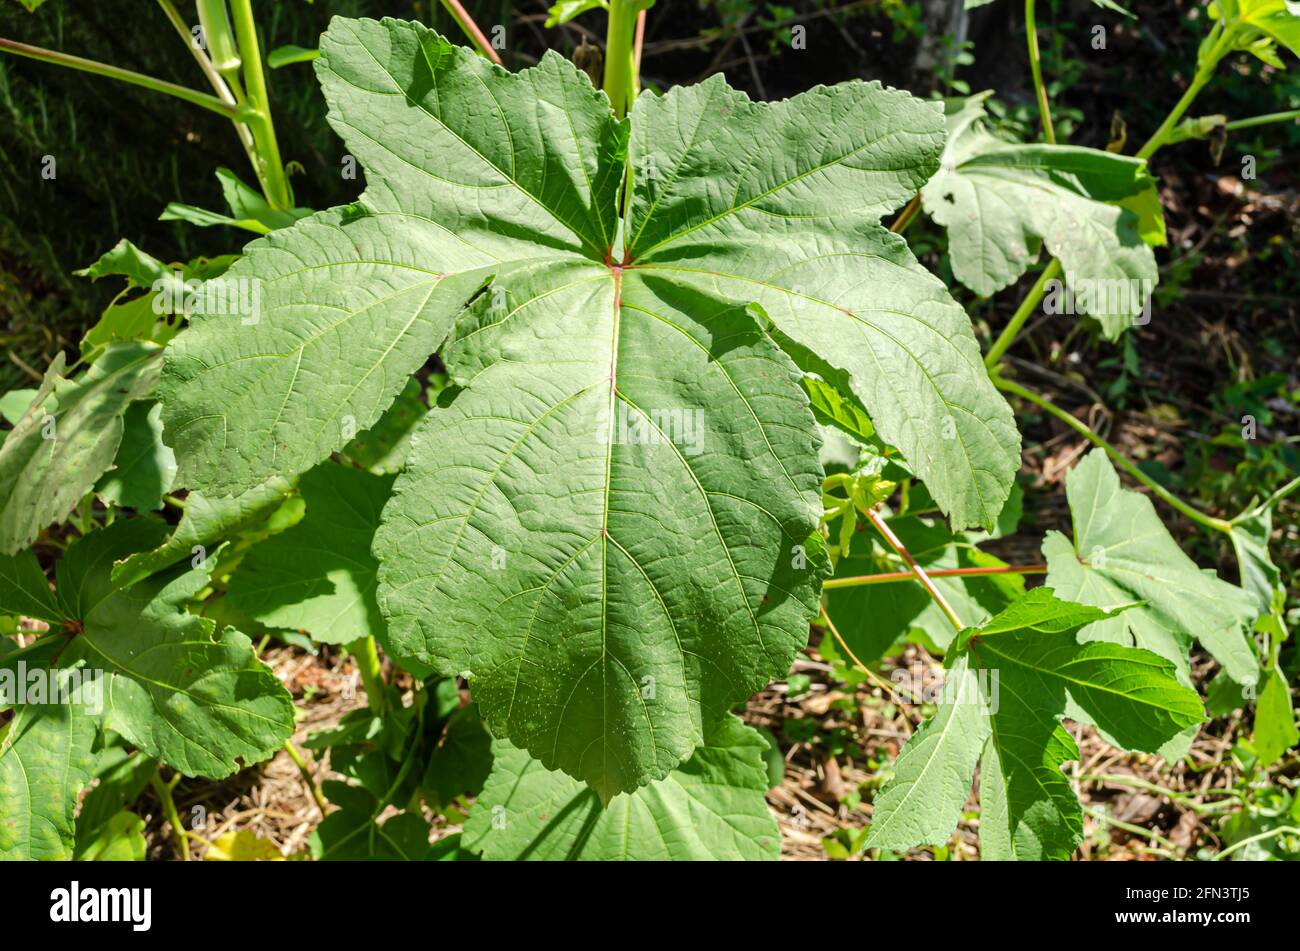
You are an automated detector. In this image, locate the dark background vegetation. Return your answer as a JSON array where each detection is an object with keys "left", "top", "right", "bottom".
[{"left": 1, "top": 0, "right": 1295, "bottom": 860}]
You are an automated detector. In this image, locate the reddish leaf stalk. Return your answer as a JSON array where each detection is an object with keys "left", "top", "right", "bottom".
[
  {"left": 439, "top": 0, "right": 504, "bottom": 66},
  {"left": 823, "top": 563, "right": 1047, "bottom": 590},
  {"left": 864, "top": 509, "right": 966, "bottom": 631}
]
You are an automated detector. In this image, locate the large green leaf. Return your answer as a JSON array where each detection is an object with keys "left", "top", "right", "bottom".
[
  {"left": 378, "top": 266, "right": 825, "bottom": 799},
  {"left": 922, "top": 94, "right": 1161, "bottom": 339},
  {"left": 110, "top": 478, "right": 293, "bottom": 588},
  {"left": 0, "top": 547, "right": 61, "bottom": 621},
  {"left": 0, "top": 671, "right": 98, "bottom": 861},
  {"left": 0, "top": 344, "right": 161, "bottom": 554},
  {"left": 161, "top": 19, "right": 1020, "bottom": 799},
  {"left": 95, "top": 401, "right": 178, "bottom": 511},
  {"left": 625, "top": 77, "right": 1019, "bottom": 530},
  {"left": 227, "top": 462, "right": 393, "bottom": 643},
  {"left": 21, "top": 522, "right": 297, "bottom": 780},
  {"left": 1043, "top": 449, "right": 1259, "bottom": 689},
  {"left": 464, "top": 716, "right": 780, "bottom": 860},
  {"left": 865, "top": 589, "right": 1204, "bottom": 859},
  {"left": 860, "top": 654, "right": 989, "bottom": 850}
]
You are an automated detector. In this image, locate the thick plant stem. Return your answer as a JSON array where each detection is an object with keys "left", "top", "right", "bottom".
[
  {"left": 603, "top": 0, "right": 638, "bottom": 117},
  {"left": 149, "top": 771, "right": 190, "bottom": 861},
  {"left": 984, "top": 259, "right": 1060, "bottom": 369},
  {"left": 438, "top": 0, "right": 504, "bottom": 65},
  {"left": 633, "top": 8, "right": 647, "bottom": 92},
  {"left": 995, "top": 374, "right": 1233, "bottom": 534},
  {"left": 0, "top": 37, "right": 239, "bottom": 119},
  {"left": 823, "top": 564, "right": 1047, "bottom": 591},
  {"left": 158, "top": 0, "right": 237, "bottom": 107},
  {"left": 284, "top": 740, "right": 329, "bottom": 814},
  {"left": 227, "top": 0, "right": 292, "bottom": 210},
  {"left": 347, "top": 636, "right": 387, "bottom": 716},
  {"left": 1136, "top": 23, "right": 1236, "bottom": 159},
  {"left": 890, "top": 193, "right": 922, "bottom": 234},
  {"left": 865, "top": 509, "right": 965, "bottom": 631},
  {"left": 1025, "top": 0, "right": 1055, "bottom": 143},
  {"left": 156, "top": 0, "right": 266, "bottom": 198}
]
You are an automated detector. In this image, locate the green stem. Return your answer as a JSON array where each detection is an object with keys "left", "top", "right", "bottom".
[
  {"left": 149, "top": 770, "right": 190, "bottom": 861},
  {"left": 157, "top": 0, "right": 267, "bottom": 200},
  {"left": 347, "top": 635, "right": 387, "bottom": 716},
  {"left": 0, "top": 37, "right": 240, "bottom": 119},
  {"left": 1213, "top": 826, "right": 1300, "bottom": 861},
  {"left": 1083, "top": 805, "right": 1180, "bottom": 854},
  {"left": 603, "top": 0, "right": 638, "bottom": 117},
  {"left": 1136, "top": 22, "right": 1236, "bottom": 159},
  {"left": 991, "top": 23, "right": 1241, "bottom": 369},
  {"left": 438, "top": 0, "right": 504, "bottom": 65},
  {"left": 865, "top": 509, "right": 965, "bottom": 631},
  {"left": 823, "top": 564, "right": 1047, "bottom": 591},
  {"left": 227, "top": 0, "right": 292, "bottom": 210},
  {"left": 1079, "top": 773, "right": 1244, "bottom": 812},
  {"left": 1225, "top": 108, "right": 1300, "bottom": 132},
  {"left": 984, "top": 259, "right": 1060, "bottom": 369},
  {"left": 995, "top": 374, "right": 1233, "bottom": 534},
  {"left": 1237, "top": 475, "right": 1300, "bottom": 523},
  {"left": 284, "top": 740, "right": 329, "bottom": 814},
  {"left": 158, "top": 0, "right": 236, "bottom": 105},
  {"left": 890, "top": 193, "right": 922, "bottom": 234},
  {"left": 1025, "top": 0, "right": 1055, "bottom": 144}
]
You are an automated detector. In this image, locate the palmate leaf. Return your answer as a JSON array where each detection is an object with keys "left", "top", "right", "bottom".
[
  {"left": 60, "top": 527, "right": 296, "bottom": 778},
  {"left": 922, "top": 94, "right": 1161, "bottom": 339},
  {"left": 865, "top": 589, "right": 1204, "bottom": 859},
  {"left": 0, "top": 344, "right": 161, "bottom": 555},
  {"left": 463, "top": 716, "right": 779, "bottom": 860},
  {"left": 159, "top": 18, "right": 1019, "bottom": 799},
  {"left": 625, "top": 77, "right": 1019, "bottom": 530},
  {"left": 1043, "top": 450, "right": 1259, "bottom": 690},
  {"left": 0, "top": 521, "right": 295, "bottom": 781}
]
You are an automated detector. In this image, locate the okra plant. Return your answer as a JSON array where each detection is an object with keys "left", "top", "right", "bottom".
[{"left": 0, "top": 0, "right": 1296, "bottom": 861}]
